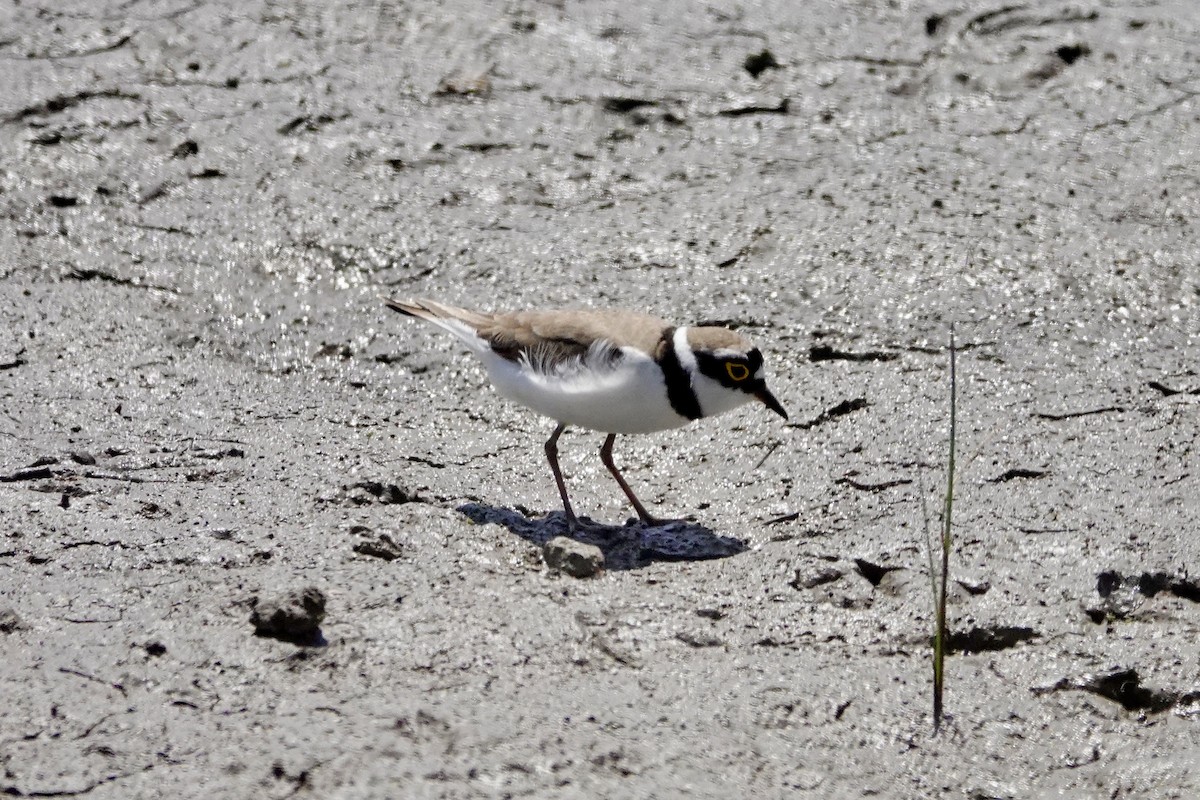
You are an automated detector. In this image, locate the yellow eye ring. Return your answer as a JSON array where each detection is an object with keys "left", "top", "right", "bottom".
[{"left": 725, "top": 362, "right": 750, "bottom": 381}]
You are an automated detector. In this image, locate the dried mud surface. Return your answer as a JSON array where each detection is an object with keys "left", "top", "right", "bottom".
[{"left": 2, "top": 1, "right": 1199, "bottom": 798}]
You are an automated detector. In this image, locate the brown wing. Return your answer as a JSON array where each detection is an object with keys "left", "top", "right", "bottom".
[
  {"left": 382, "top": 297, "right": 494, "bottom": 329},
  {"left": 384, "top": 297, "right": 673, "bottom": 371},
  {"left": 479, "top": 309, "right": 671, "bottom": 369}
]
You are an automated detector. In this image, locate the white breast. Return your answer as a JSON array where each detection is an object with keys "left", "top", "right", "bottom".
[{"left": 479, "top": 345, "right": 689, "bottom": 434}]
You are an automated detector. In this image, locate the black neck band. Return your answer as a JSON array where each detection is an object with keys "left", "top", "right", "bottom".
[{"left": 659, "top": 328, "right": 703, "bottom": 421}]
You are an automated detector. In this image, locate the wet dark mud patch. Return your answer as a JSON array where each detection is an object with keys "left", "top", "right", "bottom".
[
  {"left": 714, "top": 98, "right": 789, "bottom": 117},
  {"left": 1086, "top": 569, "right": 1200, "bottom": 622},
  {"left": 343, "top": 481, "right": 424, "bottom": 506},
  {"left": 1148, "top": 379, "right": 1200, "bottom": 397},
  {"left": 1032, "top": 405, "right": 1128, "bottom": 421},
  {"left": 1034, "top": 668, "right": 1200, "bottom": 714},
  {"left": 945, "top": 625, "right": 1038, "bottom": 654},
  {"left": 836, "top": 475, "right": 912, "bottom": 492},
  {"left": 0, "top": 608, "right": 28, "bottom": 634},
  {"left": 852, "top": 558, "right": 901, "bottom": 587},
  {"left": 987, "top": 467, "right": 1047, "bottom": 482},
  {"left": 963, "top": 6, "right": 1099, "bottom": 38},
  {"left": 64, "top": 267, "right": 178, "bottom": 293},
  {"left": 794, "top": 397, "right": 868, "bottom": 430},
  {"left": 0, "top": 348, "right": 26, "bottom": 370},
  {"left": 809, "top": 345, "right": 896, "bottom": 363},
  {"left": 790, "top": 565, "right": 844, "bottom": 591},
  {"left": 2, "top": 87, "right": 142, "bottom": 123},
  {"left": 277, "top": 111, "right": 349, "bottom": 136},
  {"left": 893, "top": 3, "right": 1102, "bottom": 95},
  {"left": 348, "top": 525, "right": 404, "bottom": 561}
]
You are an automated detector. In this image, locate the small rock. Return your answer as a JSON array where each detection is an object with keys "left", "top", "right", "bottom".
[
  {"left": 352, "top": 531, "right": 403, "bottom": 561},
  {"left": 345, "top": 485, "right": 379, "bottom": 505},
  {"left": 346, "top": 481, "right": 421, "bottom": 505},
  {"left": 250, "top": 587, "right": 326, "bottom": 644},
  {"left": 1086, "top": 570, "right": 1150, "bottom": 622},
  {"left": 138, "top": 501, "right": 168, "bottom": 519},
  {"left": 315, "top": 342, "right": 353, "bottom": 359},
  {"left": 955, "top": 576, "right": 991, "bottom": 595},
  {"left": 69, "top": 451, "right": 96, "bottom": 465},
  {"left": 786, "top": 767, "right": 826, "bottom": 791},
  {"left": 2, "top": 466, "right": 53, "bottom": 482},
  {"left": 601, "top": 96, "right": 656, "bottom": 114},
  {"left": 744, "top": 49, "right": 780, "bottom": 78},
  {"left": 1034, "top": 667, "right": 1179, "bottom": 713},
  {"left": 791, "top": 566, "right": 843, "bottom": 590},
  {"left": 676, "top": 630, "right": 723, "bottom": 648},
  {"left": 0, "top": 608, "right": 27, "bottom": 634},
  {"left": 171, "top": 139, "right": 199, "bottom": 159},
  {"left": 435, "top": 70, "right": 491, "bottom": 96},
  {"left": 543, "top": 537, "right": 604, "bottom": 578},
  {"left": 1055, "top": 43, "right": 1090, "bottom": 66},
  {"left": 378, "top": 484, "right": 417, "bottom": 504}
]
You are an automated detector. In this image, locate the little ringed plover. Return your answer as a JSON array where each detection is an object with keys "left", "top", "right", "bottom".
[{"left": 384, "top": 297, "right": 787, "bottom": 529}]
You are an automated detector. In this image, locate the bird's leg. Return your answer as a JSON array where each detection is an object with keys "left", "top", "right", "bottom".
[
  {"left": 544, "top": 423, "right": 579, "bottom": 530},
  {"left": 599, "top": 434, "right": 672, "bottom": 525}
]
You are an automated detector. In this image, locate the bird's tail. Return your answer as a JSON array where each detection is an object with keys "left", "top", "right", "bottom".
[{"left": 382, "top": 297, "right": 493, "bottom": 350}]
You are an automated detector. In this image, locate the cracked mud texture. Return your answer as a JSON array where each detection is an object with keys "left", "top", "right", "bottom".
[{"left": 2, "top": 1, "right": 1199, "bottom": 798}]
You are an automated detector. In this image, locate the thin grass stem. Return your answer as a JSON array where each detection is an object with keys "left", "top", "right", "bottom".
[{"left": 931, "top": 324, "right": 957, "bottom": 733}]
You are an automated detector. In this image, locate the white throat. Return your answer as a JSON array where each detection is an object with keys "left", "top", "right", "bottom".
[{"left": 673, "top": 326, "right": 756, "bottom": 419}]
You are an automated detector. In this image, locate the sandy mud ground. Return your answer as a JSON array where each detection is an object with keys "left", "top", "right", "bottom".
[{"left": 2, "top": 1, "right": 1199, "bottom": 797}]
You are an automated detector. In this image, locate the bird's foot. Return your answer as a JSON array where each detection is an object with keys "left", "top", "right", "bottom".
[
  {"left": 630, "top": 514, "right": 694, "bottom": 530},
  {"left": 560, "top": 514, "right": 605, "bottom": 535}
]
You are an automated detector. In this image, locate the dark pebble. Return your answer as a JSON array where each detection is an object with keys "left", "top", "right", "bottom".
[{"left": 250, "top": 587, "right": 326, "bottom": 644}]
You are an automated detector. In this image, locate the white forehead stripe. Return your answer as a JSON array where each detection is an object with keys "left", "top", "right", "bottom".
[{"left": 672, "top": 326, "right": 697, "bottom": 372}]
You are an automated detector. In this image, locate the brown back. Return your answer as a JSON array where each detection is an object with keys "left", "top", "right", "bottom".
[{"left": 480, "top": 309, "right": 672, "bottom": 365}]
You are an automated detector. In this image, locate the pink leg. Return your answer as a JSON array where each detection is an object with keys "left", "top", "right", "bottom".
[
  {"left": 599, "top": 433, "right": 660, "bottom": 524},
  {"left": 544, "top": 423, "right": 578, "bottom": 528}
]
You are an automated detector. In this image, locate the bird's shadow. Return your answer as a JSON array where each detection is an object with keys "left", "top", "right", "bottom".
[{"left": 457, "top": 502, "right": 747, "bottom": 571}]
